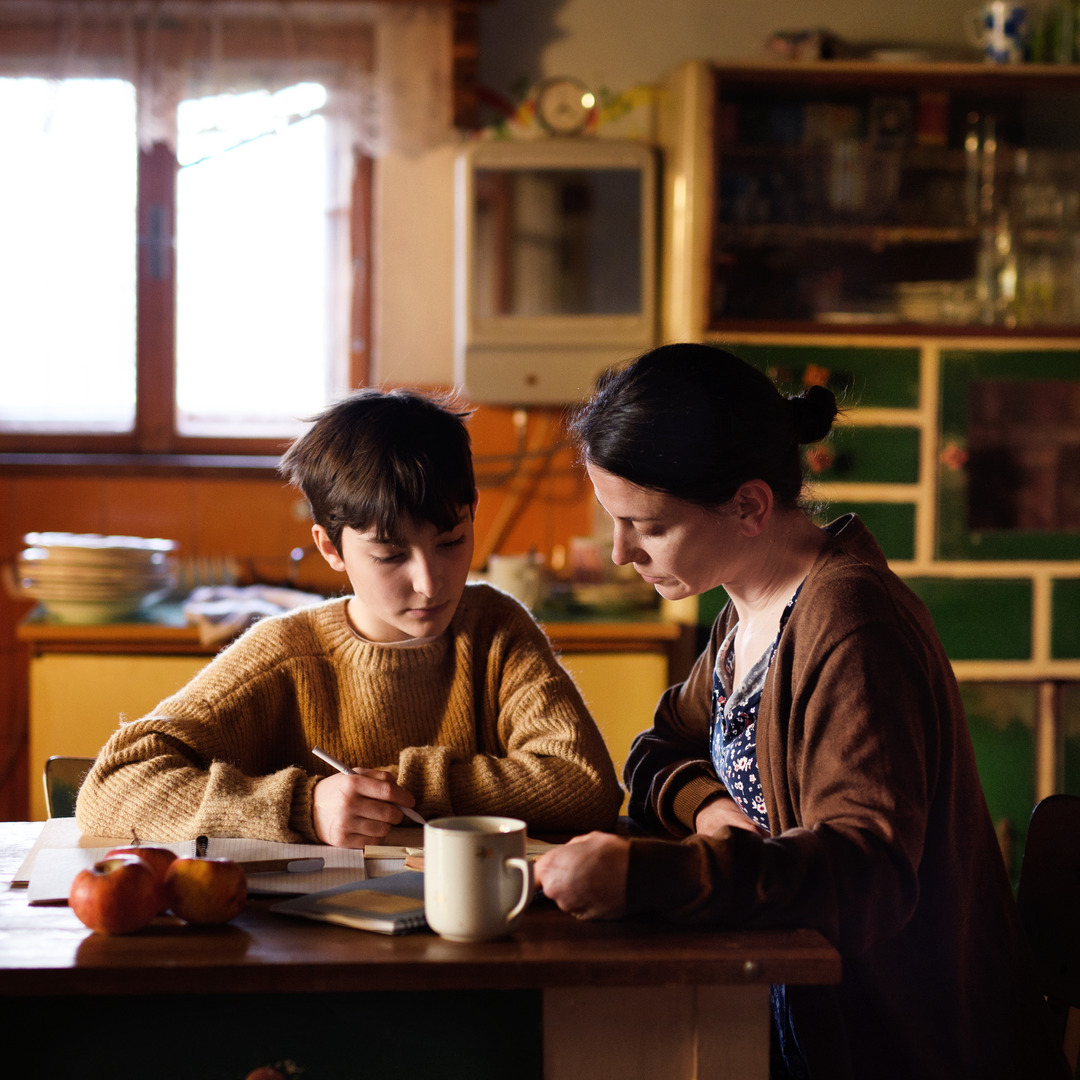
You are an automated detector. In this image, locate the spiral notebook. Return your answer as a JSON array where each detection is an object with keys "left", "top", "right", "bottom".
[{"left": 271, "top": 870, "right": 428, "bottom": 935}]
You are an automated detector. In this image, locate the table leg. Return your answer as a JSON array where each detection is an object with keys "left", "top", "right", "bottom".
[{"left": 543, "top": 983, "right": 770, "bottom": 1080}]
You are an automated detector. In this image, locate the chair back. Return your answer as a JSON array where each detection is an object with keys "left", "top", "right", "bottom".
[
  {"left": 1017, "top": 793, "right": 1080, "bottom": 1073},
  {"left": 43, "top": 756, "right": 96, "bottom": 818}
]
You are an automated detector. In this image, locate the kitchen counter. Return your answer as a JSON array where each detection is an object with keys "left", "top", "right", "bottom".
[{"left": 17, "top": 601, "right": 696, "bottom": 663}]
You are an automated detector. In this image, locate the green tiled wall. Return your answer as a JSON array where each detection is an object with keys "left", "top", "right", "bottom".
[
  {"left": 1062, "top": 685, "right": 1080, "bottom": 794},
  {"left": 1052, "top": 579, "right": 1080, "bottom": 659},
  {"left": 733, "top": 344, "right": 921, "bottom": 409},
  {"left": 700, "top": 554, "right": 1035, "bottom": 664},
  {"left": 810, "top": 426, "right": 920, "bottom": 484},
  {"left": 905, "top": 578, "right": 1032, "bottom": 660},
  {"left": 696, "top": 585, "right": 730, "bottom": 650},
  {"left": 813, "top": 502, "right": 916, "bottom": 561},
  {"left": 961, "top": 683, "right": 1036, "bottom": 887}
]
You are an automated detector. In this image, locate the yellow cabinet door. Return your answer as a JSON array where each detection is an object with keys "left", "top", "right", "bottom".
[
  {"left": 560, "top": 651, "right": 670, "bottom": 810},
  {"left": 28, "top": 654, "right": 209, "bottom": 821}
]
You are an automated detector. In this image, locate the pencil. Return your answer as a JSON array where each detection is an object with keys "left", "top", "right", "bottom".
[{"left": 311, "top": 746, "right": 426, "bottom": 825}]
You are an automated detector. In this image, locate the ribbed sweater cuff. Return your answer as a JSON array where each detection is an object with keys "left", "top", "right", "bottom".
[
  {"left": 289, "top": 775, "right": 321, "bottom": 842},
  {"left": 666, "top": 769, "right": 728, "bottom": 834}
]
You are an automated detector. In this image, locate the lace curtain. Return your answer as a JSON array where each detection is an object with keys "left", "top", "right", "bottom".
[{"left": 0, "top": 0, "right": 454, "bottom": 155}]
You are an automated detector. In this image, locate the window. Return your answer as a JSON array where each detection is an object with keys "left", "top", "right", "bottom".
[
  {"left": 2, "top": 76, "right": 138, "bottom": 435},
  {"left": 0, "top": 4, "right": 386, "bottom": 461}
]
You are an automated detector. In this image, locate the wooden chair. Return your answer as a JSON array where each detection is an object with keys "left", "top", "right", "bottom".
[
  {"left": 1017, "top": 793, "right": 1080, "bottom": 1074},
  {"left": 42, "top": 756, "right": 96, "bottom": 818}
]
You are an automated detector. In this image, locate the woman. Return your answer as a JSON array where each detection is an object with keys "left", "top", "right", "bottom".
[{"left": 534, "top": 344, "right": 1067, "bottom": 1079}]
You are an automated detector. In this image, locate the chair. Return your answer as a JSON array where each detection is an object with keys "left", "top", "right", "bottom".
[
  {"left": 1017, "top": 793, "right": 1080, "bottom": 1074},
  {"left": 42, "top": 756, "right": 96, "bottom": 818}
]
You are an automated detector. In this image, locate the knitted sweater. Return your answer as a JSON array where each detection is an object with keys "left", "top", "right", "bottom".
[
  {"left": 622, "top": 516, "right": 1068, "bottom": 1080},
  {"left": 75, "top": 583, "right": 622, "bottom": 842}
]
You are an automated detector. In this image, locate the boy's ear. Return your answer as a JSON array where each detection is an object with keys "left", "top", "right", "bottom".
[
  {"left": 311, "top": 524, "right": 346, "bottom": 572},
  {"left": 470, "top": 490, "right": 479, "bottom": 519}
]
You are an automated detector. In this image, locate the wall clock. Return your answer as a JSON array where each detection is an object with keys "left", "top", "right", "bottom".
[{"left": 535, "top": 77, "right": 593, "bottom": 136}]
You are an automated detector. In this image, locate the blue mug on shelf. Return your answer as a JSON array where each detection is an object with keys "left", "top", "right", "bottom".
[{"left": 965, "top": 2, "right": 1029, "bottom": 62}]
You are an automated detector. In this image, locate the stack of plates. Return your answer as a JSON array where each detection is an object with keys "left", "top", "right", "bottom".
[{"left": 14, "top": 532, "right": 178, "bottom": 624}]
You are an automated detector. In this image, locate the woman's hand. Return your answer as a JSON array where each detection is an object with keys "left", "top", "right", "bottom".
[
  {"left": 533, "top": 831, "right": 630, "bottom": 921},
  {"left": 694, "top": 795, "right": 768, "bottom": 837},
  {"left": 311, "top": 768, "right": 417, "bottom": 848}
]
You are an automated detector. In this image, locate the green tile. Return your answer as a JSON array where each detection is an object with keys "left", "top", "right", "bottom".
[
  {"left": 904, "top": 578, "right": 1031, "bottom": 660},
  {"left": 938, "top": 349, "right": 1080, "bottom": 560},
  {"left": 695, "top": 585, "right": 730, "bottom": 653},
  {"left": 807, "top": 425, "right": 920, "bottom": 484},
  {"left": 733, "top": 343, "right": 921, "bottom": 410},
  {"left": 697, "top": 585, "right": 730, "bottom": 628},
  {"left": 1052, "top": 579, "right": 1080, "bottom": 659},
  {"left": 1062, "top": 685, "right": 1080, "bottom": 796},
  {"left": 960, "top": 682, "right": 1036, "bottom": 887},
  {"left": 940, "top": 349, "right": 1080, "bottom": 435},
  {"left": 812, "top": 502, "right": 916, "bottom": 561}
]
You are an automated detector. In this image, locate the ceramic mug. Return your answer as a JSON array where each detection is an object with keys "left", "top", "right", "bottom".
[
  {"left": 423, "top": 816, "right": 534, "bottom": 942},
  {"left": 965, "top": 2, "right": 1029, "bottom": 62},
  {"left": 487, "top": 553, "right": 543, "bottom": 609}
]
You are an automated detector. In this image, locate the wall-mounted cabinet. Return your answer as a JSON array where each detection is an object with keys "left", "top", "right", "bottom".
[
  {"left": 663, "top": 61, "right": 1080, "bottom": 338},
  {"left": 455, "top": 139, "right": 657, "bottom": 405},
  {"left": 657, "top": 60, "right": 1080, "bottom": 877}
]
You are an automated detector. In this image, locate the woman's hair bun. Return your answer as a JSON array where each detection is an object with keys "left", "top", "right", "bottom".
[{"left": 790, "top": 385, "right": 838, "bottom": 445}]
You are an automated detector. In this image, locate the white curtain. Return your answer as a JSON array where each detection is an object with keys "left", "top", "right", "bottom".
[{"left": 0, "top": 0, "right": 454, "bottom": 155}]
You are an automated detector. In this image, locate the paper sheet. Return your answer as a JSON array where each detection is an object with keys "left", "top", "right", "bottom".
[{"left": 19, "top": 818, "right": 368, "bottom": 903}]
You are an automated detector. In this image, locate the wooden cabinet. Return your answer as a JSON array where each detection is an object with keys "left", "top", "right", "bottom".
[
  {"left": 661, "top": 60, "right": 1080, "bottom": 339},
  {"left": 656, "top": 61, "right": 1080, "bottom": 882},
  {"left": 27, "top": 653, "right": 209, "bottom": 820}
]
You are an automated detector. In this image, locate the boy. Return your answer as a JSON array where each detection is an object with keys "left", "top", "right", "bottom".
[{"left": 75, "top": 389, "right": 622, "bottom": 846}]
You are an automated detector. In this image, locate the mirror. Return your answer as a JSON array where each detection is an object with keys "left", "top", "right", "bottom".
[
  {"left": 473, "top": 167, "right": 643, "bottom": 318},
  {"left": 455, "top": 140, "right": 656, "bottom": 405}
]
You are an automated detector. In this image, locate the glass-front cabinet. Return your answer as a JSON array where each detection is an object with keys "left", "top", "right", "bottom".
[
  {"left": 657, "top": 60, "right": 1080, "bottom": 877},
  {"left": 702, "top": 63, "right": 1080, "bottom": 334}
]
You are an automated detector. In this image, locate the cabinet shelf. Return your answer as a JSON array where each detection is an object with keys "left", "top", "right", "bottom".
[
  {"left": 717, "top": 224, "right": 977, "bottom": 248},
  {"left": 704, "top": 62, "right": 1080, "bottom": 334}
]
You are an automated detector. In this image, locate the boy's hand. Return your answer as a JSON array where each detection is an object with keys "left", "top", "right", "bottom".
[{"left": 312, "top": 769, "right": 418, "bottom": 848}]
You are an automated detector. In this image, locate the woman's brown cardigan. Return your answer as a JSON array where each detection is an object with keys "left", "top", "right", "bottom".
[{"left": 623, "top": 515, "right": 1068, "bottom": 1080}]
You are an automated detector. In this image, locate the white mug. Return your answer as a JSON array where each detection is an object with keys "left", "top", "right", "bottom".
[
  {"left": 487, "top": 553, "right": 543, "bottom": 609},
  {"left": 965, "top": 2, "right": 1029, "bottom": 62},
  {"left": 423, "top": 816, "right": 534, "bottom": 942}
]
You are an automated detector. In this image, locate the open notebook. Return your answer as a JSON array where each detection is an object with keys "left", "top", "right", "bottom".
[{"left": 19, "top": 817, "right": 373, "bottom": 904}]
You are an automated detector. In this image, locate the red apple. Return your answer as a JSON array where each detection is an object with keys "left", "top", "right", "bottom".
[
  {"left": 106, "top": 844, "right": 177, "bottom": 882},
  {"left": 164, "top": 856, "right": 247, "bottom": 925},
  {"left": 69, "top": 854, "right": 162, "bottom": 935},
  {"left": 106, "top": 845, "right": 177, "bottom": 911}
]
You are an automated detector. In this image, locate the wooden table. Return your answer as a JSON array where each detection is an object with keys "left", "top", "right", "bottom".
[{"left": 1, "top": 821, "right": 841, "bottom": 1079}]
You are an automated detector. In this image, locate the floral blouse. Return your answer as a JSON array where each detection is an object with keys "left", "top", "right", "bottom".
[{"left": 709, "top": 584, "right": 803, "bottom": 832}]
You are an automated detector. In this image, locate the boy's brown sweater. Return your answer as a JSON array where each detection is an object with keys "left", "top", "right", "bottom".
[{"left": 76, "top": 583, "right": 622, "bottom": 842}]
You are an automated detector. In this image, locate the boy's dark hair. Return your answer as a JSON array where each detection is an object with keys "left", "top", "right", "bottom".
[{"left": 279, "top": 388, "right": 476, "bottom": 552}]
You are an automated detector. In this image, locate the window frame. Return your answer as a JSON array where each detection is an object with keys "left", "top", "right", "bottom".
[{"left": 0, "top": 94, "right": 373, "bottom": 466}]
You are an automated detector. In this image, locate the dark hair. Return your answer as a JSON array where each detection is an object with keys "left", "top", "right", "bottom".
[
  {"left": 569, "top": 343, "right": 837, "bottom": 508},
  {"left": 279, "top": 388, "right": 476, "bottom": 552}
]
